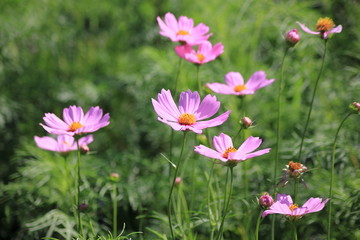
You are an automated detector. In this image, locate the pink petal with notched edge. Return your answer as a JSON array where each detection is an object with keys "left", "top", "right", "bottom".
[
  {"left": 193, "top": 111, "right": 231, "bottom": 132},
  {"left": 211, "top": 42, "right": 224, "bottom": 58},
  {"left": 152, "top": 89, "right": 181, "bottom": 122},
  {"left": 296, "top": 21, "right": 320, "bottom": 35},
  {"left": 213, "top": 133, "right": 233, "bottom": 153},
  {"left": 243, "top": 148, "right": 271, "bottom": 159},
  {"left": 225, "top": 72, "right": 244, "bottom": 87},
  {"left": 237, "top": 136, "right": 262, "bottom": 153},
  {"left": 63, "top": 106, "right": 84, "bottom": 124},
  {"left": 277, "top": 193, "right": 293, "bottom": 205},
  {"left": 206, "top": 83, "right": 235, "bottom": 95},
  {"left": 302, "top": 197, "right": 329, "bottom": 213},
  {"left": 194, "top": 145, "right": 225, "bottom": 161},
  {"left": 195, "top": 94, "right": 220, "bottom": 120},
  {"left": 178, "top": 90, "right": 201, "bottom": 114},
  {"left": 245, "top": 71, "right": 274, "bottom": 90}
]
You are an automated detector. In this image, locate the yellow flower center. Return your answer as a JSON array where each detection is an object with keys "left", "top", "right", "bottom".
[
  {"left": 316, "top": 17, "right": 334, "bottom": 32},
  {"left": 68, "top": 122, "right": 83, "bottom": 132},
  {"left": 234, "top": 85, "right": 247, "bottom": 92},
  {"left": 288, "top": 161, "right": 302, "bottom": 171},
  {"left": 178, "top": 113, "right": 196, "bottom": 125},
  {"left": 177, "top": 30, "right": 190, "bottom": 36},
  {"left": 289, "top": 204, "right": 299, "bottom": 211},
  {"left": 222, "top": 147, "right": 237, "bottom": 159},
  {"left": 196, "top": 53, "right": 205, "bottom": 62}
]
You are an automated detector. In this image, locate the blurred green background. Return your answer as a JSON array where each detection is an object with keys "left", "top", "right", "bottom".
[{"left": 0, "top": 0, "right": 359, "bottom": 239}]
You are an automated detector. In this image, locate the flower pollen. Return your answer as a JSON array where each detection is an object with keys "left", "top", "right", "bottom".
[
  {"left": 177, "top": 30, "right": 190, "bottom": 36},
  {"left": 178, "top": 113, "right": 196, "bottom": 125},
  {"left": 222, "top": 147, "right": 237, "bottom": 159},
  {"left": 196, "top": 53, "right": 205, "bottom": 62},
  {"left": 316, "top": 17, "right": 334, "bottom": 32},
  {"left": 288, "top": 161, "right": 302, "bottom": 171},
  {"left": 289, "top": 204, "right": 299, "bottom": 211},
  {"left": 234, "top": 85, "right": 247, "bottom": 92},
  {"left": 68, "top": 122, "right": 84, "bottom": 132}
]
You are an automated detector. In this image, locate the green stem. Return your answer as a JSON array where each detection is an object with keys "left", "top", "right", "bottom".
[
  {"left": 272, "top": 46, "right": 289, "bottom": 240},
  {"left": 293, "top": 178, "right": 299, "bottom": 203},
  {"left": 75, "top": 139, "right": 83, "bottom": 236},
  {"left": 216, "top": 167, "right": 234, "bottom": 240},
  {"left": 327, "top": 111, "right": 352, "bottom": 240},
  {"left": 255, "top": 210, "right": 263, "bottom": 240},
  {"left": 297, "top": 40, "right": 328, "bottom": 163},
  {"left": 197, "top": 65, "right": 203, "bottom": 96},
  {"left": 293, "top": 222, "right": 298, "bottom": 240},
  {"left": 167, "top": 132, "right": 187, "bottom": 240},
  {"left": 207, "top": 162, "right": 216, "bottom": 239},
  {"left": 112, "top": 183, "right": 118, "bottom": 237},
  {"left": 233, "top": 126, "right": 243, "bottom": 145},
  {"left": 174, "top": 57, "right": 183, "bottom": 95}
]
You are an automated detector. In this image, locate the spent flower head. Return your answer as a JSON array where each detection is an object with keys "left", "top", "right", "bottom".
[
  {"left": 277, "top": 161, "right": 308, "bottom": 188},
  {"left": 206, "top": 71, "right": 274, "bottom": 96},
  {"left": 157, "top": 12, "right": 212, "bottom": 45},
  {"left": 262, "top": 194, "right": 329, "bottom": 221},
  {"left": 297, "top": 17, "right": 342, "bottom": 39},
  {"left": 286, "top": 28, "right": 300, "bottom": 46},
  {"left": 152, "top": 89, "right": 231, "bottom": 134},
  {"left": 194, "top": 133, "right": 271, "bottom": 167}
]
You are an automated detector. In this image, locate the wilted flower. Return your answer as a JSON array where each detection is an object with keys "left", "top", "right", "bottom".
[
  {"left": 259, "top": 192, "right": 274, "bottom": 208},
  {"left": 286, "top": 28, "right": 300, "bottom": 46},
  {"left": 175, "top": 41, "right": 224, "bottom": 65},
  {"left": 157, "top": 12, "right": 212, "bottom": 45},
  {"left": 262, "top": 194, "right": 329, "bottom": 221},
  {"left": 297, "top": 17, "right": 342, "bottom": 39},
  {"left": 241, "top": 117, "right": 253, "bottom": 129},
  {"left": 152, "top": 89, "right": 231, "bottom": 134},
  {"left": 277, "top": 161, "right": 308, "bottom": 188},
  {"left": 40, "top": 105, "right": 110, "bottom": 136},
  {"left": 34, "top": 134, "right": 94, "bottom": 153},
  {"left": 194, "top": 133, "right": 270, "bottom": 167},
  {"left": 206, "top": 71, "right": 275, "bottom": 95}
]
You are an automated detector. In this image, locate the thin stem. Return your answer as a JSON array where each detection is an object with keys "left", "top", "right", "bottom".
[
  {"left": 174, "top": 57, "right": 183, "bottom": 95},
  {"left": 293, "top": 178, "right": 299, "bottom": 203},
  {"left": 75, "top": 139, "right": 83, "bottom": 236},
  {"left": 297, "top": 40, "right": 328, "bottom": 163},
  {"left": 233, "top": 126, "right": 243, "bottom": 145},
  {"left": 216, "top": 167, "right": 234, "bottom": 240},
  {"left": 293, "top": 222, "right": 298, "bottom": 240},
  {"left": 272, "top": 46, "right": 289, "bottom": 240},
  {"left": 207, "top": 162, "right": 216, "bottom": 240},
  {"left": 197, "top": 65, "right": 203, "bottom": 96},
  {"left": 167, "top": 132, "right": 187, "bottom": 240},
  {"left": 327, "top": 111, "right": 352, "bottom": 240},
  {"left": 112, "top": 183, "right": 118, "bottom": 237},
  {"left": 255, "top": 210, "right": 263, "bottom": 240}
]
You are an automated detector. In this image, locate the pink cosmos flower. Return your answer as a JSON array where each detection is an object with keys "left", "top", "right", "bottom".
[
  {"left": 297, "top": 17, "right": 342, "bottom": 39},
  {"left": 206, "top": 71, "right": 274, "bottom": 95},
  {"left": 40, "top": 105, "right": 110, "bottom": 136},
  {"left": 262, "top": 194, "right": 329, "bottom": 219},
  {"left": 152, "top": 89, "right": 231, "bottom": 134},
  {"left": 157, "top": 12, "right": 212, "bottom": 45},
  {"left": 194, "top": 133, "right": 270, "bottom": 167},
  {"left": 175, "top": 41, "right": 224, "bottom": 65},
  {"left": 34, "top": 134, "right": 94, "bottom": 153}
]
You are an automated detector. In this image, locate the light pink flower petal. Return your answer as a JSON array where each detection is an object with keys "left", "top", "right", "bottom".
[
  {"left": 296, "top": 21, "right": 320, "bottom": 35},
  {"left": 194, "top": 145, "right": 225, "bottom": 161},
  {"left": 34, "top": 136, "right": 59, "bottom": 152},
  {"left": 292, "top": 207, "right": 309, "bottom": 216},
  {"left": 42, "top": 113, "right": 69, "bottom": 130},
  {"left": 152, "top": 89, "right": 181, "bottom": 121},
  {"left": 243, "top": 148, "right": 271, "bottom": 159},
  {"left": 175, "top": 45, "right": 193, "bottom": 59},
  {"left": 237, "top": 136, "right": 263, "bottom": 154},
  {"left": 225, "top": 72, "right": 244, "bottom": 87},
  {"left": 178, "top": 90, "right": 201, "bottom": 114},
  {"left": 211, "top": 42, "right": 224, "bottom": 58},
  {"left": 157, "top": 117, "right": 183, "bottom": 132},
  {"left": 245, "top": 71, "right": 266, "bottom": 90},
  {"left": 328, "top": 25, "right": 342, "bottom": 34},
  {"left": 195, "top": 94, "right": 220, "bottom": 120},
  {"left": 178, "top": 16, "right": 194, "bottom": 31},
  {"left": 193, "top": 110, "right": 231, "bottom": 131},
  {"left": 206, "top": 83, "right": 236, "bottom": 95},
  {"left": 213, "top": 133, "right": 233, "bottom": 153},
  {"left": 262, "top": 202, "right": 292, "bottom": 217},
  {"left": 277, "top": 193, "right": 293, "bottom": 205},
  {"left": 63, "top": 106, "right": 84, "bottom": 124},
  {"left": 78, "top": 135, "right": 94, "bottom": 147},
  {"left": 302, "top": 198, "right": 329, "bottom": 213},
  {"left": 164, "top": 12, "right": 178, "bottom": 32}
]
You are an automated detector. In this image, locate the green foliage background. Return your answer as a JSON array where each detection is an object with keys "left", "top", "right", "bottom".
[{"left": 0, "top": 0, "right": 359, "bottom": 239}]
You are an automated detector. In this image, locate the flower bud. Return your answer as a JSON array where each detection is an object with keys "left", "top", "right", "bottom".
[
  {"left": 109, "top": 173, "right": 120, "bottom": 182},
  {"left": 197, "top": 134, "right": 208, "bottom": 145},
  {"left": 351, "top": 102, "right": 360, "bottom": 113},
  {"left": 241, "top": 117, "right": 253, "bottom": 129},
  {"left": 259, "top": 192, "right": 274, "bottom": 208},
  {"left": 175, "top": 177, "right": 182, "bottom": 185},
  {"left": 286, "top": 29, "right": 300, "bottom": 46},
  {"left": 79, "top": 203, "right": 89, "bottom": 212},
  {"left": 80, "top": 144, "right": 90, "bottom": 154}
]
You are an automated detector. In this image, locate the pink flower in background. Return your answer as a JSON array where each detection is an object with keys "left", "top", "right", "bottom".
[
  {"left": 40, "top": 105, "right": 110, "bottom": 136},
  {"left": 207, "top": 71, "right": 274, "bottom": 95},
  {"left": 262, "top": 194, "right": 329, "bottom": 219},
  {"left": 194, "top": 133, "right": 270, "bottom": 167},
  {"left": 175, "top": 41, "right": 224, "bottom": 65},
  {"left": 297, "top": 17, "right": 342, "bottom": 39},
  {"left": 152, "top": 89, "right": 231, "bottom": 134},
  {"left": 34, "top": 134, "right": 94, "bottom": 153},
  {"left": 157, "top": 12, "right": 212, "bottom": 45}
]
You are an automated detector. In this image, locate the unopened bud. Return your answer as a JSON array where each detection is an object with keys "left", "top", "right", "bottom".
[
  {"left": 197, "top": 134, "right": 208, "bottom": 145},
  {"left": 241, "top": 117, "right": 252, "bottom": 129},
  {"left": 79, "top": 203, "right": 89, "bottom": 212},
  {"left": 110, "top": 173, "right": 120, "bottom": 182},
  {"left": 175, "top": 177, "right": 182, "bottom": 185},
  {"left": 259, "top": 192, "right": 274, "bottom": 208},
  {"left": 80, "top": 144, "right": 90, "bottom": 154},
  {"left": 351, "top": 102, "right": 360, "bottom": 113},
  {"left": 286, "top": 28, "right": 300, "bottom": 46}
]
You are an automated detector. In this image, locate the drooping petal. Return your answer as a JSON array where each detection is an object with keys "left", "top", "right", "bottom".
[
  {"left": 157, "top": 117, "right": 183, "bottom": 131},
  {"left": 34, "top": 136, "right": 59, "bottom": 152},
  {"left": 195, "top": 94, "right": 220, "bottom": 120},
  {"left": 194, "top": 145, "right": 224, "bottom": 161},
  {"left": 296, "top": 21, "right": 320, "bottom": 35},
  {"left": 193, "top": 111, "right": 231, "bottom": 131}
]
